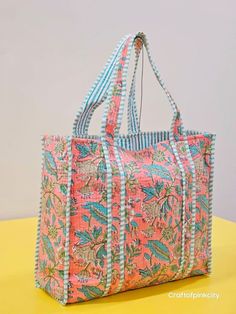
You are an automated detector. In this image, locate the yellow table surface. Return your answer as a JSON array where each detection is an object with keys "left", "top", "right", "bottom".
[{"left": 0, "top": 216, "right": 235, "bottom": 314}]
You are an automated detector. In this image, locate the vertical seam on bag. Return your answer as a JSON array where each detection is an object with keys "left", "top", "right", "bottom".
[
  {"left": 169, "top": 133, "right": 187, "bottom": 281},
  {"left": 182, "top": 132, "right": 197, "bottom": 278},
  {"left": 34, "top": 135, "right": 45, "bottom": 288},
  {"left": 207, "top": 134, "right": 216, "bottom": 273},
  {"left": 113, "top": 146, "right": 126, "bottom": 293},
  {"left": 62, "top": 136, "right": 73, "bottom": 305},
  {"left": 101, "top": 139, "right": 113, "bottom": 296}
]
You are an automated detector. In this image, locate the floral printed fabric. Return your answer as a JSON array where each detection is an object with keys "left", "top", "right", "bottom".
[{"left": 36, "top": 132, "right": 214, "bottom": 303}]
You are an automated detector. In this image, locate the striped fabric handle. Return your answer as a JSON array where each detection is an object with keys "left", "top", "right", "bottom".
[
  {"left": 72, "top": 35, "right": 129, "bottom": 136},
  {"left": 72, "top": 36, "right": 141, "bottom": 137},
  {"left": 101, "top": 32, "right": 183, "bottom": 143},
  {"left": 127, "top": 37, "right": 143, "bottom": 134}
]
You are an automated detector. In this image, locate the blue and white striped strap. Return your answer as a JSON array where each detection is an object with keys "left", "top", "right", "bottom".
[
  {"left": 73, "top": 35, "right": 140, "bottom": 137},
  {"left": 72, "top": 35, "right": 130, "bottom": 136}
]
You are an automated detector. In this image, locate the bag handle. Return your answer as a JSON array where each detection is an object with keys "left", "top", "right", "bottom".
[
  {"left": 127, "top": 37, "right": 143, "bottom": 134},
  {"left": 101, "top": 32, "right": 184, "bottom": 144},
  {"left": 72, "top": 35, "right": 140, "bottom": 136},
  {"left": 72, "top": 35, "right": 129, "bottom": 136}
]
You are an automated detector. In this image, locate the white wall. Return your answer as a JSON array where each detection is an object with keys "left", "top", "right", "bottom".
[{"left": 1, "top": 0, "right": 235, "bottom": 221}]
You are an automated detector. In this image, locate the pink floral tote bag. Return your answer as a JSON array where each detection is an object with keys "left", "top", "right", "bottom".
[{"left": 34, "top": 32, "right": 216, "bottom": 304}]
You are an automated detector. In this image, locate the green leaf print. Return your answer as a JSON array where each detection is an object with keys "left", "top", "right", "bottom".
[
  {"left": 90, "top": 142, "right": 98, "bottom": 154},
  {"left": 196, "top": 195, "right": 208, "bottom": 213},
  {"left": 152, "top": 263, "right": 161, "bottom": 274},
  {"left": 144, "top": 253, "right": 151, "bottom": 261},
  {"left": 155, "top": 181, "right": 164, "bottom": 194},
  {"left": 92, "top": 226, "right": 102, "bottom": 239},
  {"left": 190, "top": 269, "right": 205, "bottom": 276},
  {"left": 60, "top": 184, "right": 67, "bottom": 195},
  {"left": 97, "top": 159, "right": 106, "bottom": 182},
  {"left": 58, "top": 269, "right": 64, "bottom": 279},
  {"left": 42, "top": 234, "right": 55, "bottom": 263},
  {"left": 96, "top": 244, "right": 106, "bottom": 268},
  {"left": 76, "top": 144, "right": 91, "bottom": 158},
  {"left": 46, "top": 195, "right": 53, "bottom": 209},
  {"left": 141, "top": 186, "right": 156, "bottom": 202},
  {"left": 162, "top": 199, "right": 171, "bottom": 211},
  {"left": 82, "top": 214, "right": 89, "bottom": 222},
  {"left": 189, "top": 144, "right": 199, "bottom": 157},
  {"left": 131, "top": 220, "right": 138, "bottom": 228},
  {"left": 139, "top": 267, "right": 152, "bottom": 278},
  {"left": 78, "top": 285, "right": 103, "bottom": 299},
  {"left": 143, "top": 164, "right": 172, "bottom": 181},
  {"left": 75, "top": 230, "right": 92, "bottom": 245},
  {"left": 175, "top": 185, "right": 182, "bottom": 196},
  {"left": 44, "top": 151, "right": 57, "bottom": 178},
  {"left": 145, "top": 240, "right": 170, "bottom": 262},
  {"left": 44, "top": 278, "right": 52, "bottom": 293},
  {"left": 83, "top": 202, "right": 107, "bottom": 225}
]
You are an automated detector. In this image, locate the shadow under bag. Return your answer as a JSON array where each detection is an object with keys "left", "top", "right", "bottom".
[{"left": 35, "top": 32, "right": 216, "bottom": 304}]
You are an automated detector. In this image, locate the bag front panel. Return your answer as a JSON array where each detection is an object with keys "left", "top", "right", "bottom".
[{"left": 36, "top": 135, "right": 70, "bottom": 302}]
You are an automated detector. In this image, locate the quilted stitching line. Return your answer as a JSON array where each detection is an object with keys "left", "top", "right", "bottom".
[
  {"left": 169, "top": 133, "right": 187, "bottom": 280},
  {"left": 62, "top": 136, "right": 73, "bottom": 305},
  {"left": 182, "top": 131, "right": 197, "bottom": 278},
  {"left": 101, "top": 139, "right": 113, "bottom": 296},
  {"left": 113, "top": 146, "right": 126, "bottom": 293}
]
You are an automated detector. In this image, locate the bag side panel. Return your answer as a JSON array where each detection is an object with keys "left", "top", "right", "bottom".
[
  {"left": 35, "top": 135, "right": 70, "bottom": 302},
  {"left": 187, "top": 133, "right": 215, "bottom": 276},
  {"left": 68, "top": 138, "right": 111, "bottom": 303}
]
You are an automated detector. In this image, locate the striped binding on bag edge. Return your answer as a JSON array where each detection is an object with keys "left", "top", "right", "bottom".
[{"left": 62, "top": 136, "right": 73, "bottom": 305}]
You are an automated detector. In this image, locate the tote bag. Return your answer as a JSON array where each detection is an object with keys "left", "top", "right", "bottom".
[{"left": 35, "top": 32, "right": 216, "bottom": 304}]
